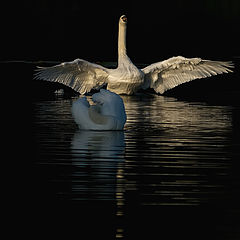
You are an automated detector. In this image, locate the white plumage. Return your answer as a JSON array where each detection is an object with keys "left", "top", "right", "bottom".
[
  {"left": 34, "top": 15, "right": 234, "bottom": 95},
  {"left": 142, "top": 56, "right": 233, "bottom": 94},
  {"left": 72, "top": 89, "right": 126, "bottom": 130}
]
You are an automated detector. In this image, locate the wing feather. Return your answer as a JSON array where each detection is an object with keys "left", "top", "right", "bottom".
[
  {"left": 34, "top": 59, "right": 109, "bottom": 94},
  {"left": 142, "top": 56, "right": 234, "bottom": 94}
]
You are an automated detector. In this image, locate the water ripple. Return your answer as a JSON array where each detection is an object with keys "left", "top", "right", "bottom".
[{"left": 32, "top": 94, "right": 237, "bottom": 206}]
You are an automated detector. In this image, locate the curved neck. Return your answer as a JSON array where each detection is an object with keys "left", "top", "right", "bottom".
[{"left": 118, "top": 22, "right": 127, "bottom": 60}]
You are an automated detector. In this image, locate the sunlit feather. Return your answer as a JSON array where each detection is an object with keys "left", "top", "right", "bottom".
[{"left": 34, "top": 16, "right": 234, "bottom": 95}]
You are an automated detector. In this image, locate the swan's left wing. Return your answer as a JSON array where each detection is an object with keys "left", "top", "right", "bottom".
[
  {"left": 34, "top": 59, "right": 109, "bottom": 94},
  {"left": 141, "top": 56, "right": 234, "bottom": 94}
]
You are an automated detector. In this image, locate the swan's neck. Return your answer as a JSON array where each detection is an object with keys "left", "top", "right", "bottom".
[{"left": 118, "top": 22, "right": 127, "bottom": 61}]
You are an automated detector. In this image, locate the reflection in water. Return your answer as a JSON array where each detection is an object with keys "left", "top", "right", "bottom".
[
  {"left": 33, "top": 94, "right": 239, "bottom": 239},
  {"left": 71, "top": 130, "right": 125, "bottom": 201},
  {"left": 124, "top": 94, "right": 232, "bottom": 133},
  {"left": 71, "top": 130, "right": 126, "bottom": 238},
  {"left": 122, "top": 95, "right": 233, "bottom": 206}
]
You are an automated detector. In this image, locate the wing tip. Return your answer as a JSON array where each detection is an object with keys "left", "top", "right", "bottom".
[
  {"left": 221, "top": 61, "right": 234, "bottom": 73},
  {"left": 33, "top": 66, "right": 52, "bottom": 81},
  {"left": 205, "top": 60, "right": 234, "bottom": 73}
]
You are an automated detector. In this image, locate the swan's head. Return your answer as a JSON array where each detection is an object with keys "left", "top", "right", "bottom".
[
  {"left": 92, "top": 89, "right": 127, "bottom": 124},
  {"left": 119, "top": 15, "right": 127, "bottom": 24}
]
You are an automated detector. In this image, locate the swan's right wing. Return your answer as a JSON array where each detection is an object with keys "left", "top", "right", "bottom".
[
  {"left": 142, "top": 56, "right": 234, "bottom": 94},
  {"left": 34, "top": 59, "right": 109, "bottom": 94}
]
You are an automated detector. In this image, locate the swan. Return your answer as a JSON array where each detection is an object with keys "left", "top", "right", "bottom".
[
  {"left": 34, "top": 15, "right": 234, "bottom": 95},
  {"left": 71, "top": 89, "right": 126, "bottom": 130}
]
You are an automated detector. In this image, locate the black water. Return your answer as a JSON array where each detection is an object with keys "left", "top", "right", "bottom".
[
  {"left": 30, "top": 91, "right": 240, "bottom": 239},
  {"left": 4, "top": 61, "right": 240, "bottom": 239}
]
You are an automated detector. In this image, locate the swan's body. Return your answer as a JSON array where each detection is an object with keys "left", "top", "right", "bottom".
[
  {"left": 35, "top": 15, "right": 234, "bottom": 95},
  {"left": 72, "top": 89, "right": 126, "bottom": 130}
]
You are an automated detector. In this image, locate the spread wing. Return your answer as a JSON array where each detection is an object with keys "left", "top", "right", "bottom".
[
  {"left": 34, "top": 58, "right": 109, "bottom": 94},
  {"left": 142, "top": 56, "right": 234, "bottom": 94}
]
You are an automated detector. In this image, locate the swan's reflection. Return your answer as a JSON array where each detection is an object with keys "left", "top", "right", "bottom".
[
  {"left": 71, "top": 130, "right": 125, "bottom": 201},
  {"left": 71, "top": 130, "right": 125, "bottom": 158},
  {"left": 69, "top": 94, "right": 233, "bottom": 206}
]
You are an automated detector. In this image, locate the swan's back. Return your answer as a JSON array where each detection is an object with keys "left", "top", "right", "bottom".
[
  {"left": 72, "top": 90, "right": 127, "bottom": 130},
  {"left": 93, "top": 90, "right": 127, "bottom": 129}
]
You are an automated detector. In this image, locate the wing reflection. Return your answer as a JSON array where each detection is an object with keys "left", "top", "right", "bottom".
[
  {"left": 71, "top": 130, "right": 125, "bottom": 201},
  {"left": 121, "top": 94, "right": 233, "bottom": 206},
  {"left": 123, "top": 94, "right": 232, "bottom": 134}
]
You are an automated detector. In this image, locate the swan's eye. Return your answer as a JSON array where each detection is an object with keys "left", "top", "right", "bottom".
[{"left": 121, "top": 16, "right": 127, "bottom": 22}]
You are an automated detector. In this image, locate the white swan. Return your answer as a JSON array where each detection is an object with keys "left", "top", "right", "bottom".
[
  {"left": 71, "top": 89, "right": 126, "bottom": 130},
  {"left": 34, "top": 15, "right": 234, "bottom": 95}
]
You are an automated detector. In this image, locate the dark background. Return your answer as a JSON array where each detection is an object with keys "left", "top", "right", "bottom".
[
  {"left": 2, "top": 0, "right": 240, "bottom": 63},
  {"left": 2, "top": 1, "right": 239, "bottom": 238}
]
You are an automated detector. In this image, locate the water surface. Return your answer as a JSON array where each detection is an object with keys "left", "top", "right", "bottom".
[{"left": 32, "top": 92, "right": 240, "bottom": 239}]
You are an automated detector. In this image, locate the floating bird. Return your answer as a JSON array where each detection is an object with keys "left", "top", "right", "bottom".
[
  {"left": 72, "top": 89, "right": 126, "bottom": 130},
  {"left": 34, "top": 15, "right": 234, "bottom": 95}
]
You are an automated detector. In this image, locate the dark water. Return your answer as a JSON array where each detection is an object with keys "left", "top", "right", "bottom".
[{"left": 32, "top": 92, "right": 240, "bottom": 239}]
